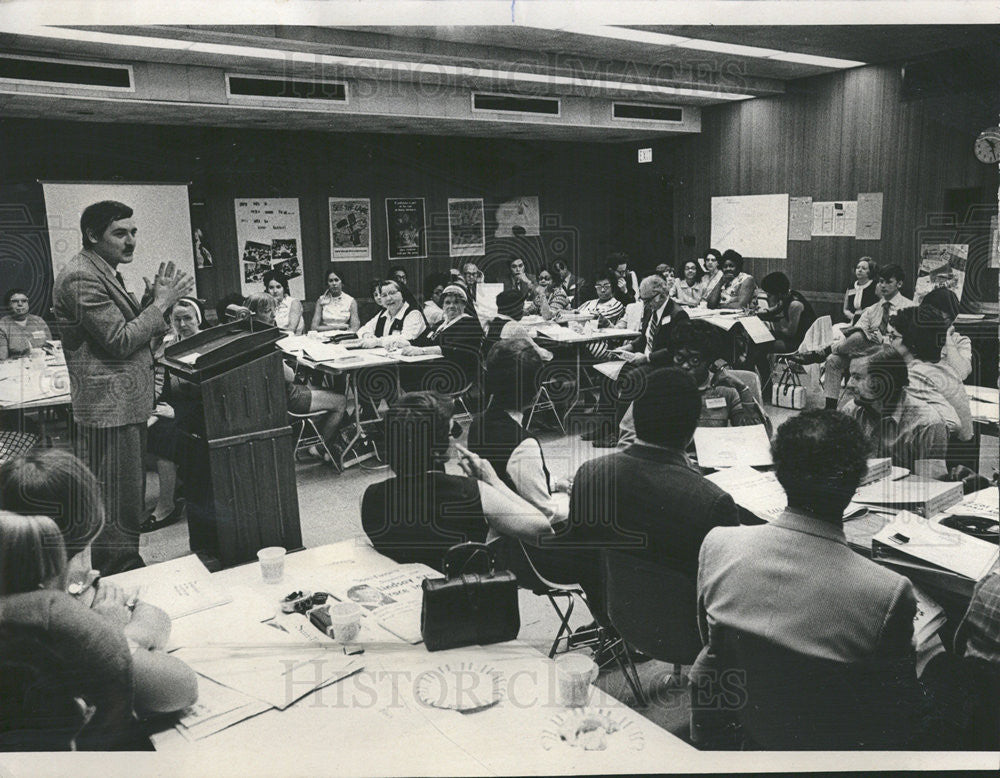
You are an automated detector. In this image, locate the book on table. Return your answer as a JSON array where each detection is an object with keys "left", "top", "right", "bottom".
[{"left": 872, "top": 510, "right": 998, "bottom": 583}]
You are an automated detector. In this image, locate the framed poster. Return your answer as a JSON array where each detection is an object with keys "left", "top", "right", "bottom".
[
  {"left": 234, "top": 197, "right": 305, "bottom": 297},
  {"left": 386, "top": 197, "right": 427, "bottom": 260},
  {"left": 448, "top": 198, "right": 485, "bottom": 257},
  {"left": 329, "top": 197, "right": 372, "bottom": 261}
]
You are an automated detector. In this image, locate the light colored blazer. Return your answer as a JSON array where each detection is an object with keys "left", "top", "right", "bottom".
[
  {"left": 694, "top": 510, "right": 916, "bottom": 667},
  {"left": 53, "top": 249, "right": 167, "bottom": 427}
]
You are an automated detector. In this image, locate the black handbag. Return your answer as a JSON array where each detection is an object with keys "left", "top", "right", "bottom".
[{"left": 420, "top": 542, "right": 520, "bottom": 652}]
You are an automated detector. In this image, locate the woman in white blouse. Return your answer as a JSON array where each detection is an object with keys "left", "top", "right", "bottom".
[
  {"left": 674, "top": 259, "right": 707, "bottom": 307},
  {"left": 263, "top": 271, "right": 304, "bottom": 334},
  {"left": 311, "top": 267, "right": 360, "bottom": 333},
  {"left": 357, "top": 279, "right": 427, "bottom": 348},
  {"left": 700, "top": 248, "right": 724, "bottom": 301},
  {"left": 842, "top": 256, "right": 879, "bottom": 324}
]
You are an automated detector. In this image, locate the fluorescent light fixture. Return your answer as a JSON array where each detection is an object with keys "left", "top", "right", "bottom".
[
  {"left": 540, "top": 24, "right": 866, "bottom": 69},
  {"left": 12, "top": 25, "right": 756, "bottom": 101}
]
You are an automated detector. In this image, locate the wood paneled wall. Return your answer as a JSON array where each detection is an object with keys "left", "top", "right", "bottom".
[
  {"left": 0, "top": 120, "right": 644, "bottom": 310},
  {"left": 644, "top": 64, "right": 999, "bottom": 313}
]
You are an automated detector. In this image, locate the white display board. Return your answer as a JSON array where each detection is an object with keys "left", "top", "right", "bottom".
[
  {"left": 710, "top": 194, "right": 789, "bottom": 259},
  {"left": 42, "top": 182, "right": 195, "bottom": 296},
  {"left": 234, "top": 198, "right": 305, "bottom": 298}
]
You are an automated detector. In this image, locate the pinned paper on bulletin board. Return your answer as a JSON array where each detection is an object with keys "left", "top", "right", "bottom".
[
  {"left": 788, "top": 197, "right": 813, "bottom": 241},
  {"left": 234, "top": 198, "right": 304, "bottom": 298},
  {"left": 856, "top": 192, "right": 884, "bottom": 240},
  {"left": 812, "top": 200, "right": 857, "bottom": 237},
  {"left": 991, "top": 215, "right": 1000, "bottom": 269}
]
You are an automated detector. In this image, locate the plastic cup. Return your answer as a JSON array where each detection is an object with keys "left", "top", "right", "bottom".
[
  {"left": 328, "top": 602, "right": 362, "bottom": 643},
  {"left": 257, "top": 546, "right": 286, "bottom": 584},
  {"left": 555, "top": 654, "right": 599, "bottom": 707}
]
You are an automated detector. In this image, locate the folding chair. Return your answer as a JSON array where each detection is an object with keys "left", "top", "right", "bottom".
[
  {"left": 288, "top": 410, "right": 341, "bottom": 472},
  {"left": 525, "top": 379, "right": 567, "bottom": 434}
]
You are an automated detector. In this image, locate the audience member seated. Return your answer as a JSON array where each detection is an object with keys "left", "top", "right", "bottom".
[
  {"left": 699, "top": 248, "right": 724, "bottom": 302},
  {"left": 921, "top": 287, "right": 972, "bottom": 381},
  {"left": 576, "top": 269, "right": 626, "bottom": 362},
  {"left": 673, "top": 259, "right": 706, "bottom": 307},
  {"left": 421, "top": 272, "right": 449, "bottom": 328},
  {"left": 0, "top": 452, "right": 199, "bottom": 742},
  {"left": 459, "top": 262, "right": 492, "bottom": 328},
  {"left": 310, "top": 266, "right": 360, "bottom": 334},
  {"left": 502, "top": 256, "right": 535, "bottom": 294},
  {"left": 840, "top": 347, "right": 948, "bottom": 477},
  {"left": 142, "top": 296, "right": 206, "bottom": 533},
  {"left": 889, "top": 306, "right": 973, "bottom": 442},
  {"left": 467, "top": 338, "right": 570, "bottom": 523},
  {"left": 913, "top": 568, "right": 1000, "bottom": 750},
  {"left": 387, "top": 265, "right": 408, "bottom": 291},
  {"left": 537, "top": 367, "right": 738, "bottom": 618},
  {"left": 617, "top": 320, "right": 767, "bottom": 447},
  {"left": 690, "top": 410, "right": 920, "bottom": 748},
  {"left": 263, "top": 270, "right": 304, "bottom": 334},
  {"left": 399, "top": 284, "right": 484, "bottom": 393},
  {"left": 360, "top": 392, "right": 551, "bottom": 570},
  {"left": 706, "top": 250, "right": 755, "bottom": 309},
  {"left": 796, "top": 263, "right": 915, "bottom": 409},
  {"left": 356, "top": 280, "right": 426, "bottom": 348},
  {"left": 757, "top": 272, "right": 817, "bottom": 353},
  {"left": 483, "top": 289, "right": 553, "bottom": 363},
  {"left": 609, "top": 252, "right": 639, "bottom": 304},
  {"left": 842, "top": 256, "right": 879, "bottom": 323},
  {"left": 523, "top": 267, "right": 569, "bottom": 319},
  {"left": 0, "top": 288, "right": 51, "bottom": 361},
  {"left": 245, "top": 293, "right": 348, "bottom": 462},
  {"left": 551, "top": 259, "right": 589, "bottom": 306}
]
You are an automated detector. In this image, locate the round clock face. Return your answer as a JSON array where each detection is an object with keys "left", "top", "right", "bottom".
[{"left": 974, "top": 128, "right": 1000, "bottom": 163}]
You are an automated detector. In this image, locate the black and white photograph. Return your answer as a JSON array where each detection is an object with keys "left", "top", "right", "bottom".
[{"left": 0, "top": 1, "right": 997, "bottom": 776}]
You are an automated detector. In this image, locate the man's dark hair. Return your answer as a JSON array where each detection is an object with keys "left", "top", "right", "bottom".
[
  {"left": 485, "top": 338, "right": 543, "bottom": 411},
  {"left": 607, "top": 251, "right": 630, "bottom": 268},
  {"left": 720, "top": 249, "right": 744, "bottom": 272},
  {"left": 760, "top": 272, "right": 791, "bottom": 297},
  {"left": 423, "top": 271, "right": 449, "bottom": 301},
  {"left": 772, "top": 410, "right": 871, "bottom": 519},
  {"left": 3, "top": 288, "right": 28, "bottom": 307},
  {"left": 878, "top": 264, "right": 905, "bottom": 284},
  {"left": 80, "top": 201, "right": 132, "bottom": 248},
  {"left": 388, "top": 265, "right": 406, "bottom": 278},
  {"left": 592, "top": 267, "right": 616, "bottom": 287},
  {"left": 890, "top": 305, "right": 948, "bottom": 363},
  {"left": 384, "top": 392, "right": 454, "bottom": 476},
  {"left": 865, "top": 346, "right": 909, "bottom": 405},
  {"left": 670, "top": 320, "right": 725, "bottom": 362},
  {"left": 632, "top": 367, "right": 701, "bottom": 449},
  {"left": 921, "top": 287, "right": 960, "bottom": 323}
]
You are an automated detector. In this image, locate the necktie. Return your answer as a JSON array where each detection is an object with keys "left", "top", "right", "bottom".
[
  {"left": 115, "top": 272, "right": 127, "bottom": 292},
  {"left": 646, "top": 311, "right": 660, "bottom": 356},
  {"left": 878, "top": 301, "right": 891, "bottom": 335}
]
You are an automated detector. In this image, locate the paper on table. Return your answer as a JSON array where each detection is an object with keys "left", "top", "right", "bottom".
[
  {"left": 970, "top": 399, "right": 999, "bottom": 424},
  {"left": 944, "top": 487, "right": 999, "bottom": 520},
  {"left": 302, "top": 341, "right": 350, "bottom": 362},
  {"left": 172, "top": 619, "right": 362, "bottom": 709},
  {"left": 966, "top": 386, "right": 999, "bottom": 404},
  {"left": 105, "top": 554, "right": 232, "bottom": 620},
  {"left": 593, "top": 361, "right": 625, "bottom": 381},
  {"left": 872, "top": 510, "right": 998, "bottom": 581},
  {"left": 705, "top": 466, "right": 786, "bottom": 521},
  {"left": 737, "top": 316, "right": 775, "bottom": 345},
  {"left": 328, "top": 563, "right": 438, "bottom": 644},
  {"left": 693, "top": 425, "right": 773, "bottom": 468},
  {"left": 176, "top": 676, "right": 271, "bottom": 741}
]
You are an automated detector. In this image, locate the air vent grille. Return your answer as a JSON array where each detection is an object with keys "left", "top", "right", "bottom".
[
  {"left": 0, "top": 55, "right": 131, "bottom": 89},
  {"left": 613, "top": 102, "right": 683, "bottom": 122},
  {"left": 472, "top": 93, "right": 560, "bottom": 116},
  {"left": 227, "top": 75, "right": 347, "bottom": 102}
]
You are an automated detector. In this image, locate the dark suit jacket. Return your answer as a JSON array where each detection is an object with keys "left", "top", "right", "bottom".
[
  {"left": 53, "top": 249, "right": 167, "bottom": 427},
  {"left": 565, "top": 444, "right": 738, "bottom": 577},
  {"left": 628, "top": 299, "right": 689, "bottom": 368}
]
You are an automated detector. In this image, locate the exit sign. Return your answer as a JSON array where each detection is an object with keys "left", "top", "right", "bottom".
[{"left": 638, "top": 148, "right": 652, "bottom": 163}]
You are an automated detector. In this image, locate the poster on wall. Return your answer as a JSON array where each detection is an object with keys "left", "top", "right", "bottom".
[
  {"left": 991, "top": 215, "right": 999, "bottom": 269},
  {"left": 710, "top": 194, "right": 789, "bottom": 259},
  {"left": 190, "top": 201, "right": 214, "bottom": 268},
  {"left": 856, "top": 192, "right": 884, "bottom": 240},
  {"left": 811, "top": 200, "right": 857, "bottom": 236},
  {"left": 787, "top": 196, "right": 813, "bottom": 241},
  {"left": 385, "top": 198, "right": 427, "bottom": 259},
  {"left": 494, "top": 196, "right": 540, "bottom": 237},
  {"left": 448, "top": 198, "right": 486, "bottom": 257},
  {"left": 328, "top": 198, "right": 372, "bottom": 261},
  {"left": 234, "top": 198, "right": 305, "bottom": 298},
  {"left": 915, "top": 244, "right": 968, "bottom": 304}
]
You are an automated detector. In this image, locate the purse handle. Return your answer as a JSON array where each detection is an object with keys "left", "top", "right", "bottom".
[{"left": 442, "top": 542, "right": 496, "bottom": 579}]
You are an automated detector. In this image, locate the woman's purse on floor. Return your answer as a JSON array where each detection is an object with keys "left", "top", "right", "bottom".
[
  {"left": 420, "top": 542, "right": 520, "bottom": 651},
  {"left": 771, "top": 360, "right": 807, "bottom": 410}
]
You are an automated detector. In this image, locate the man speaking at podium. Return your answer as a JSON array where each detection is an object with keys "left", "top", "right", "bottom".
[{"left": 54, "top": 200, "right": 193, "bottom": 574}]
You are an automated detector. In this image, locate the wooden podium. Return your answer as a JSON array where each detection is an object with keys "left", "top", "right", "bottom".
[{"left": 161, "top": 319, "right": 302, "bottom": 567}]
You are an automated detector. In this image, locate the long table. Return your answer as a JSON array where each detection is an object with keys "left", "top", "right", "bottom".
[{"left": 113, "top": 539, "right": 695, "bottom": 775}]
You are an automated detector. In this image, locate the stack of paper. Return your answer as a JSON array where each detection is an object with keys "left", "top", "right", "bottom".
[
  {"left": 860, "top": 457, "right": 893, "bottom": 486},
  {"left": 693, "top": 425, "right": 773, "bottom": 469},
  {"left": 706, "top": 465, "right": 866, "bottom": 522},
  {"left": 175, "top": 676, "right": 271, "bottom": 741},
  {"left": 872, "top": 510, "right": 999, "bottom": 581},
  {"left": 944, "top": 487, "right": 999, "bottom": 520},
  {"left": 911, "top": 584, "right": 947, "bottom": 647},
  {"left": 854, "top": 477, "right": 963, "bottom": 518}
]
